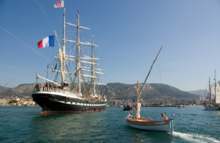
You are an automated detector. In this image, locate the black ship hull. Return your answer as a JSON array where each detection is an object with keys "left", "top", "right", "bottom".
[{"left": 32, "top": 91, "right": 106, "bottom": 115}]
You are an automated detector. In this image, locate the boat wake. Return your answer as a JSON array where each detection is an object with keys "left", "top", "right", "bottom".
[{"left": 170, "top": 132, "right": 220, "bottom": 143}]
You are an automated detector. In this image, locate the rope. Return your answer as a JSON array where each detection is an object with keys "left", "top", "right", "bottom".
[
  {"left": 142, "top": 106, "right": 150, "bottom": 119},
  {"left": 157, "top": 60, "right": 165, "bottom": 104},
  {"left": 0, "top": 26, "right": 51, "bottom": 62},
  {"left": 34, "top": 0, "right": 55, "bottom": 31},
  {"left": 157, "top": 60, "right": 163, "bottom": 86},
  {"left": 204, "top": 80, "right": 209, "bottom": 98},
  {"left": 139, "top": 46, "right": 163, "bottom": 97}
]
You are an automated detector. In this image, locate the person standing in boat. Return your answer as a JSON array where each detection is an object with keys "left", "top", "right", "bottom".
[{"left": 134, "top": 102, "right": 141, "bottom": 118}]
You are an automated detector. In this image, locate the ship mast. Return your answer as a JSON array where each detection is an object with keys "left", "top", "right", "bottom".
[
  {"left": 77, "top": 12, "right": 82, "bottom": 95},
  {"left": 91, "top": 36, "right": 96, "bottom": 95},
  {"left": 214, "top": 70, "right": 216, "bottom": 104},
  {"left": 209, "top": 77, "right": 211, "bottom": 103},
  {"left": 60, "top": 11, "right": 105, "bottom": 95},
  {"left": 60, "top": 8, "right": 66, "bottom": 86},
  {"left": 63, "top": 8, "right": 66, "bottom": 63},
  {"left": 35, "top": 9, "right": 107, "bottom": 93}
]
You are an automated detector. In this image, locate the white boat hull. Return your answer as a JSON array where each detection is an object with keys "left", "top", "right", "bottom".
[
  {"left": 204, "top": 107, "right": 219, "bottom": 110},
  {"left": 127, "top": 122, "right": 173, "bottom": 132},
  {"left": 126, "top": 115, "right": 174, "bottom": 132}
]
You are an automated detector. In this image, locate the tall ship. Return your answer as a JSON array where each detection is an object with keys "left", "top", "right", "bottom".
[
  {"left": 32, "top": 3, "right": 107, "bottom": 114},
  {"left": 204, "top": 71, "right": 220, "bottom": 110}
]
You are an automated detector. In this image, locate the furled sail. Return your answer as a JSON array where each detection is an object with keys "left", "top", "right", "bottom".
[{"left": 215, "top": 82, "right": 220, "bottom": 104}]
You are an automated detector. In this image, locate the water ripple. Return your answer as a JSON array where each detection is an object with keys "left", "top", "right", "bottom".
[{"left": 0, "top": 106, "right": 220, "bottom": 142}]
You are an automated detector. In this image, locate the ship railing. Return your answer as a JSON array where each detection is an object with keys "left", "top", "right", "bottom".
[
  {"left": 33, "top": 84, "right": 106, "bottom": 101},
  {"left": 33, "top": 85, "right": 81, "bottom": 98}
]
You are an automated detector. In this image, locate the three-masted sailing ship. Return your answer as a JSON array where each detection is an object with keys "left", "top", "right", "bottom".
[
  {"left": 204, "top": 71, "right": 220, "bottom": 110},
  {"left": 32, "top": 5, "right": 107, "bottom": 114}
]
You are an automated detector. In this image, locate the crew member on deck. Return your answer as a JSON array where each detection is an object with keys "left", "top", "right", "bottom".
[{"left": 64, "top": 80, "right": 68, "bottom": 85}]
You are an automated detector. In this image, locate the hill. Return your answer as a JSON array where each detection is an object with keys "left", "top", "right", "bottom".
[
  {"left": 104, "top": 83, "right": 200, "bottom": 100},
  {"left": 188, "top": 89, "right": 208, "bottom": 96},
  {"left": 0, "top": 83, "right": 200, "bottom": 100},
  {"left": 0, "top": 85, "right": 10, "bottom": 92},
  {"left": 0, "top": 84, "right": 34, "bottom": 98}
]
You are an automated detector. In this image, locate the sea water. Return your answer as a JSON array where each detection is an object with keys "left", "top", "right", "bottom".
[{"left": 0, "top": 106, "right": 219, "bottom": 143}]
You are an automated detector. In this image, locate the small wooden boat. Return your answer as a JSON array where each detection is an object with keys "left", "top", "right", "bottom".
[
  {"left": 125, "top": 46, "right": 174, "bottom": 132},
  {"left": 126, "top": 114, "right": 174, "bottom": 132}
]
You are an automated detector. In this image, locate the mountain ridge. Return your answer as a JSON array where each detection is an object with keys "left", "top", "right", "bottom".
[
  {"left": 0, "top": 85, "right": 10, "bottom": 92},
  {"left": 0, "top": 83, "right": 201, "bottom": 100},
  {"left": 187, "top": 89, "right": 208, "bottom": 96}
]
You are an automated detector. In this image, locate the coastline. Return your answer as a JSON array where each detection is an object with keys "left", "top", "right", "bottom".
[{"left": 0, "top": 105, "right": 39, "bottom": 107}]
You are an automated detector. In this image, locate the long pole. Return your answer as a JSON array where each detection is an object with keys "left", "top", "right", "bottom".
[
  {"left": 215, "top": 70, "right": 216, "bottom": 104},
  {"left": 92, "top": 36, "right": 95, "bottom": 95},
  {"left": 63, "top": 8, "right": 66, "bottom": 52},
  {"left": 139, "top": 46, "right": 163, "bottom": 97},
  {"left": 77, "top": 12, "right": 81, "bottom": 95},
  {"left": 209, "top": 77, "right": 211, "bottom": 103},
  {"left": 60, "top": 8, "right": 66, "bottom": 86},
  {"left": 136, "top": 80, "right": 139, "bottom": 119}
]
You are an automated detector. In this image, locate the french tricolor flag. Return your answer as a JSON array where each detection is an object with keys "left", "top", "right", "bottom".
[{"left": 37, "top": 35, "right": 54, "bottom": 48}]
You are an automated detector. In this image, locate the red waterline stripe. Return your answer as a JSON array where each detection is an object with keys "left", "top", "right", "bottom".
[{"left": 40, "top": 109, "right": 105, "bottom": 115}]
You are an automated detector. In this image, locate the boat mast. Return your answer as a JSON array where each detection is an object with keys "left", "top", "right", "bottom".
[
  {"left": 63, "top": 12, "right": 91, "bottom": 94},
  {"left": 136, "top": 80, "right": 140, "bottom": 119},
  {"left": 209, "top": 77, "right": 211, "bottom": 103},
  {"left": 135, "top": 46, "right": 162, "bottom": 119},
  {"left": 77, "top": 12, "right": 82, "bottom": 95},
  {"left": 139, "top": 46, "right": 163, "bottom": 97},
  {"left": 215, "top": 70, "right": 216, "bottom": 104},
  {"left": 59, "top": 8, "right": 66, "bottom": 86},
  {"left": 91, "top": 36, "right": 96, "bottom": 95},
  {"left": 63, "top": 8, "right": 66, "bottom": 58}
]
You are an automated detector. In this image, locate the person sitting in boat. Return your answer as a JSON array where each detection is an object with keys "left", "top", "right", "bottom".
[{"left": 161, "top": 113, "right": 168, "bottom": 120}]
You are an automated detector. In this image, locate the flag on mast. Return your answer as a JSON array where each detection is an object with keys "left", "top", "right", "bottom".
[
  {"left": 53, "top": 0, "right": 64, "bottom": 8},
  {"left": 37, "top": 35, "right": 54, "bottom": 48}
]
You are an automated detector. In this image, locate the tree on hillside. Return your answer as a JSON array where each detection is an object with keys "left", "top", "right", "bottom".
[{"left": 9, "top": 100, "right": 18, "bottom": 104}]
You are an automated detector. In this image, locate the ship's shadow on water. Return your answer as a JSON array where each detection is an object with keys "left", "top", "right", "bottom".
[{"left": 29, "top": 112, "right": 108, "bottom": 142}]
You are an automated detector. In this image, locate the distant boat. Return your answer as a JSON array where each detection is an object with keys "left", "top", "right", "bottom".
[
  {"left": 125, "top": 46, "right": 174, "bottom": 132},
  {"left": 123, "top": 104, "right": 133, "bottom": 111},
  {"left": 119, "top": 104, "right": 123, "bottom": 107},
  {"left": 204, "top": 71, "right": 220, "bottom": 110}
]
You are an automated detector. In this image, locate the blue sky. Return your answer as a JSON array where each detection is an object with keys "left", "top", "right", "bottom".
[{"left": 1, "top": 0, "right": 220, "bottom": 91}]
